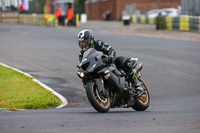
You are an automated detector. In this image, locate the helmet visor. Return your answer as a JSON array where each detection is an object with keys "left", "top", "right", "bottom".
[{"left": 78, "top": 40, "right": 88, "bottom": 48}]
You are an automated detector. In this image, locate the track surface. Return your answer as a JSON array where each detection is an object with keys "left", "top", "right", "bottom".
[{"left": 0, "top": 22, "right": 200, "bottom": 133}]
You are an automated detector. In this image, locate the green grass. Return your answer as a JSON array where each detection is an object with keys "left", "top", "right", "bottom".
[{"left": 0, "top": 65, "right": 62, "bottom": 109}]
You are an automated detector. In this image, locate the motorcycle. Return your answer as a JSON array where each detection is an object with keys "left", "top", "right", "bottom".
[{"left": 76, "top": 48, "right": 150, "bottom": 113}]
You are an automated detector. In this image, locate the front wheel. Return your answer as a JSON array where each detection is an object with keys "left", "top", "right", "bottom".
[
  {"left": 132, "top": 79, "right": 150, "bottom": 111},
  {"left": 86, "top": 81, "right": 111, "bottom": 113}
]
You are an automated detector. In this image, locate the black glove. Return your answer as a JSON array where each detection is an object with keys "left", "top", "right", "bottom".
[
  {"left": 106, "top": 55, "right": 114, "bottom": 63},
  {"left": 102, "top": 55, "right": 114, "bottom": 63}
]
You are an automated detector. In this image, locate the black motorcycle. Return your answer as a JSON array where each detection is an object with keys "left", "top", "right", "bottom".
[{"left": 76, "top": 48, "right": 150, "bottom": 113}]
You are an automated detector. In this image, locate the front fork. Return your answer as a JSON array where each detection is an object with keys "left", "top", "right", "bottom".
[
  {"left": 93, "top": 76, "right": 106, "bottom": 93},
  {"left": 83, "top": 75, "right": 106, "bottom": 94}
]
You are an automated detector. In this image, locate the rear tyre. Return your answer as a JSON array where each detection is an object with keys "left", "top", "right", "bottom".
[
  {"left": 86, "top": 81, "right": 111, "bottom": 113},
  {"left": 132, "top": 79, "right": 150, "bottom": 111}
]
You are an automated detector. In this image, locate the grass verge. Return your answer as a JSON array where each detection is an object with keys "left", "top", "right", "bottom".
[{"left": 0, "top": 65, "right": 62, "bottom": 109}]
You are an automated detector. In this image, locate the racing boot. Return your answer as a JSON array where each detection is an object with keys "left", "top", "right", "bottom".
[
  {"left": 127, "top": 71, "right": 144, "bottom": 96},
  {"left": 133, "top": 77, "right": 145, "bottom": 97}
]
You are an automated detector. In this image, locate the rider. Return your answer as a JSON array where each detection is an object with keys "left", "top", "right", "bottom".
[{"left": 77, "top": 29, "right": 142, "bottom": 94}]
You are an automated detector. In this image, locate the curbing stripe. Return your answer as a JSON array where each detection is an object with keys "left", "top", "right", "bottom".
[
  {"left": 32, "top": 79, "right": 67, "bottom": 108},
  {"left": 0, "top": 63, "right": 33, "bottom": 78},
  {"left": 0, "top": 62, "right": 68, "bottom": 109}
]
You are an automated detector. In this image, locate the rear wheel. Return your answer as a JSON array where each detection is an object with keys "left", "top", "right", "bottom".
[
  {"left": 132, "top": 79, "right": 150, "bottom": 111},
  {"left": 86, "top": 81, "right": 111, "bottom": 113}
]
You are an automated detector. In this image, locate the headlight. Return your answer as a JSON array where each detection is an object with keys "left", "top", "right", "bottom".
[
  {"left": 80, "top": 72, "right": 84, "bottom": 77},
  {"left": 77, "top": 72, "right": 84, "bottom": 78}
]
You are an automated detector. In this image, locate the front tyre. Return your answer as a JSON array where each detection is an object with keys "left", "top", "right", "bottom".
[
  {"left": 86, "top": 81, "right": 111, "bottom": 113},
  {"left": 132, "top": 79, "right": 150, "bottom": 111}
]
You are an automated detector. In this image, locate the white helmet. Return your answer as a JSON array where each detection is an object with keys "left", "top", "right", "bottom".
[{"left": 77, "top": 29, "right": 94, "bottom": 51}]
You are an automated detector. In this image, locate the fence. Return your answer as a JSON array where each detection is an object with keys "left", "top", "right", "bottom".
[
  {"left": 1, "top": 12, "right": 18, "bottom": 23},
  {"left": 18, "top": 14, "right": 58, "bottom": 27},
  {"left": 18, "top": 14, "right": 81, "bottom": 27},
  {"left": 44, "top": 15, "right": 58, "bottom": 27}
]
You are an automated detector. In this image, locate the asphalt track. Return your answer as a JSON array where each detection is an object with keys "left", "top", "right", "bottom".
[{"left": 0, "top": 22, "right": 200, "bottom": 133}]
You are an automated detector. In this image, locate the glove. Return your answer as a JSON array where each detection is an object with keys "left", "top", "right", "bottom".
[
  {"left": 102, "top": 55, "right": 114, "bottom": 63},
  {"left": 106, "top": 55, "right": 114, "bottom": 63}
]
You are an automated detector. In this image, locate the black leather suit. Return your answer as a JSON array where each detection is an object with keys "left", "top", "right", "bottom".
[{"left": 79, "top": 40, "right": 133, "bottom": 77}]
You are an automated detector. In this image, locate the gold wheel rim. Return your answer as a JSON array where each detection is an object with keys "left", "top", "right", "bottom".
[
  {"left": 92, "top": 83, "right": 110, "bottom": 108},
  {"left": 137, "top": 84, "right": 149, "bottom": 105}
]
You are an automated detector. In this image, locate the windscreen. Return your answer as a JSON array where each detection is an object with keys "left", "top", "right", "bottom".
[{"left": 82, "top": 48, "right": 101, "bottom": 59}]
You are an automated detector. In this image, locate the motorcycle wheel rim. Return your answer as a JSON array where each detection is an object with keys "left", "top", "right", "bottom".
[
  {"left": 137, "top": 83, "right": 149, "bottom": 105},
  {"left": 92, "top": 83, "right": 110, "bottom": 108}
]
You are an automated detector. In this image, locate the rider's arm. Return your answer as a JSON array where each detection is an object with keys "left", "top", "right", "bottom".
[{"left": 95, "top": 40, "right": 116, "bottom": 62}]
